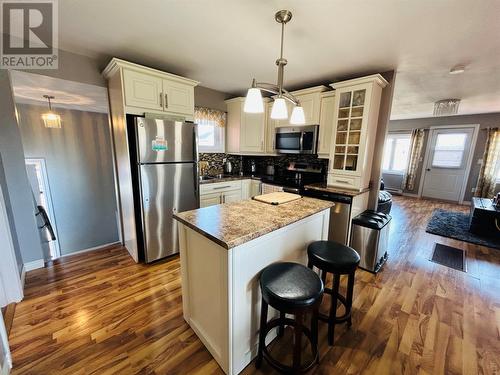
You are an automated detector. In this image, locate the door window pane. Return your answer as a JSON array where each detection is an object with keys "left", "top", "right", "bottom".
[{"left": 432, "top": 133, "right": 467, "bottom": 168}]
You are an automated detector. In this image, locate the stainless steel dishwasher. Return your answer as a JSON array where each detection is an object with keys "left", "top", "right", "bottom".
[{"left": 302, "top": 188, "right": 352, "bottom": 245}]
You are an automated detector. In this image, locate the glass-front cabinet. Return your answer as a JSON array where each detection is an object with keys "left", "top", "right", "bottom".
[
  {"left": 328, "top": 75, "right": 388, "bottom": 191},
  {"left": 332, "top": 89, "right": 366, "bottom": 172}
]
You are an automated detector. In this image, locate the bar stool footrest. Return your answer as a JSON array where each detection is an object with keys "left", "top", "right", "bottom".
[{"left": 261, "top": 317, "right": 319, "bottom": 373}]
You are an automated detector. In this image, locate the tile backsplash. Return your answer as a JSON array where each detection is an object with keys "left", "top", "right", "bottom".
[
  {"left": 199, "top": 153, "right": 242, "bottom": 175},
  {"left": 199, "top": 152, "right": 329, "bottom": 178}
]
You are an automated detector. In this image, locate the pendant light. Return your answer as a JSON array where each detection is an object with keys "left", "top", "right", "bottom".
[
  {"left": 243, "top": 10, "right": 305, "bottom": 125},
  {"left": 41, "top": 95, "right": 61, "bottom": 129}
]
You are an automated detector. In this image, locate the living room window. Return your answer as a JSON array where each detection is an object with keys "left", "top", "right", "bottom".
[{"left": 382, "top": 133, "right": 412, "bottom": 174}]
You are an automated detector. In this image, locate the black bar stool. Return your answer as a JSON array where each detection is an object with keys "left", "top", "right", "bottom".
[
  {"left": 307, "top": 241, "right": 360, "bottom": 346},
  {"left": 256, "top": 262, "right": 324, "bottom": 373}
]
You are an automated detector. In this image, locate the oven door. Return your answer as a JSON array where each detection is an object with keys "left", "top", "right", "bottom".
[
  {"left": 275, "top": 130, "right": 301, "bottom": 153},
  {"left": 275, "top": 125, "right": 318, "bottom": 154}
]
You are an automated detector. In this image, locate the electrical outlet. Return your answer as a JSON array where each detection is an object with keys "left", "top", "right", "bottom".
[
  {"left": 471, "top": 187, "right": 476, "bottom": 193},
  {"left": 477, "top": 158, "right": 483, "bottom": 164}
]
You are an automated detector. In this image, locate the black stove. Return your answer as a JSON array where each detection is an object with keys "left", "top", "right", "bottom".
[{"left": 260, "top": 162, "right": 324, "bottom": 193}]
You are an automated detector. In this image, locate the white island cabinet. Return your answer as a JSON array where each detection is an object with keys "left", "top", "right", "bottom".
[{"left": 173, "top": 198, "right": 333, "bottom": 374}]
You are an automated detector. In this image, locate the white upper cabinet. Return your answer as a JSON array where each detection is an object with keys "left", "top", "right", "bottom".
[
  {"left": 318, "top": 91, "right": 336, "bottom": 158},
  {"left": 162, "top": 79, "right": 194, "bottom": 115},
  {"left": 327, "top": 74, "right": 388, "bottom": 191},
  {"left": 103, "top": 58, "right": 198, "bottom": 118},
  {"left": 265, "top": 102, "right": 278, "bottom": 154},
  {"left": 123, "top": 69, "right": 163, "bottom": 111},
  {"left": 225, "top": 98, "right": 267, "bottom": 155},
  {"left": 276, "top": 86, "right": 328, "bottom": 127}
]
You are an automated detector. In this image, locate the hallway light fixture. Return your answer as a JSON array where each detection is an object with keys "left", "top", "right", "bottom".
[
  {"left": 433, "top": 99, "right": 460, "bottom": 116},
  {"left": 243, "top": 10, "right": 305, "bottom": 125},
  {"left": 41, "top": 95, "right": 61, "bottom": 128}
]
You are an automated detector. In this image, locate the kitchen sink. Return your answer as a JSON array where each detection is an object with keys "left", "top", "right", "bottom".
[{"left": 199, "top": 175, "right": 216, "bottom": 181}]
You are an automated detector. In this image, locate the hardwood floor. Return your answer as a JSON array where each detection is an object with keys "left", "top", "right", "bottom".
[{"left": 9, "top": 196, "right": 500, "bottom": 374}]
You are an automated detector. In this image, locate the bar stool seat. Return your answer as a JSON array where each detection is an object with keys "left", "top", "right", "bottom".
[
  {"left": 308, "top": 241, "right": 361, "bottom": 274},
  {"left": 307, "top": 241, "right": 360, "bottom": 346},
  {"left": 257, "top": 262, "right": 324, "bottom": 373}
]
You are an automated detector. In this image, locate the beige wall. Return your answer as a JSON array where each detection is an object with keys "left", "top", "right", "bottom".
[
  {"left": 385, "top": 112, "right": 500, "bottom": 201},
  {"left": 194, "top": 86, "right": 230, "bottom": 112}
]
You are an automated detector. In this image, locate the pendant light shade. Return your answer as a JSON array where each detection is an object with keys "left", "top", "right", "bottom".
[
  {"left": 243, "top": 87, "right": 264, "bottom": 113},
  {"left": 290, "top": 106, "right": 306, "bottom": 125},
  {"left": 41, "top": 95, "right": 61, "bottom": 128},
  {"left": 244, "top": 10, "right": 305, "bottom": 124},
  {"left": 271, "top": 97, "right": 288, "bottom": 120}
]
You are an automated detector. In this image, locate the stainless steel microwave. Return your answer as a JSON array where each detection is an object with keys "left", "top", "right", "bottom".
[{"left": 275, "top": 125, "right": 319, "bottom": 154}]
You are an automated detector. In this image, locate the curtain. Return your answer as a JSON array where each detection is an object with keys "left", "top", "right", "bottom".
[
  {"left": 475, "top": 128, "right": 500, "bottom": 198},
  {"left": 194, "top": 107, "right": 226, "bottom": 127},
  {"left": 402, "top": 129, "right": 425, "bottom": 191}
]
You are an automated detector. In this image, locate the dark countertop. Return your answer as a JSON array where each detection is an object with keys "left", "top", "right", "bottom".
[
  {"left": 199, "top": 175, "right": 262, "bottom": 185},
  {"left": 304, "top": 182, "right": 371, "bottom": 197},
  {"left": 173, "top": 197, "right": 334, "bottom": 249}
]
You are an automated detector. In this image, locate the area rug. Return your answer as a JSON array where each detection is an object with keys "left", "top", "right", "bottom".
[{"left": 426, "top": 209, "right": 500, "bottom": 250}]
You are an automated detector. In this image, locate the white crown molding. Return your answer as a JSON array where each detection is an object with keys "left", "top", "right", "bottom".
[
  {"left": 330, "top": 74, "right": 389, "bottom": 90},
  {"left": 102, "top": 57, "right": 200, "bottom": 87}
]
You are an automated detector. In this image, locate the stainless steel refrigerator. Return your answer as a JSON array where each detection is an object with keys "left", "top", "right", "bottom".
[{"left": 133, "top": 117, "right": 199, "bottom": 262}]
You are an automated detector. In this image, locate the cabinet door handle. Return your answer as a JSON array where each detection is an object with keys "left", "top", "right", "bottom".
[
  {"left": 164, "top": 93, "right": 168, "bottom": 108},
  {"left": 221, "top": 194, "right": 225, "bottom": 203},
  {"left": 337, "top": 179, "right": 351, "bottom": 184},
  {"left": 159, "top": 92, "right": 163, "bottom": 108},
  {"left": 213, "top": 185, "right": 231, "bottom": 190}
]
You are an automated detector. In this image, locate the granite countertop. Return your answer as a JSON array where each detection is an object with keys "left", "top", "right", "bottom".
[
  {"left": 304, "top": 183, "right": 371, "bottom": 197},
  {"left": 200, "top": 175, "right": 262, "bottom": 185},
  {"left": 173, "top": 197, "right": 334, "bottom": 249}
]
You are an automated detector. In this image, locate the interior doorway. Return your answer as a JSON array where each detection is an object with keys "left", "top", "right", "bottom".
[
  {"left": 420, "top": 126, "right": 478, "bottom": 203},
  {"left": 25, "top": 159, "right": 60, "bottom": 259}
]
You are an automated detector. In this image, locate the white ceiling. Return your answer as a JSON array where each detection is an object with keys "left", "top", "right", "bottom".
[
  {"left": 10, "top": 71, "right": 109, "bottom": 113},
  {"left": 56, "top": 0, "right": 500, "bottom": 119}
]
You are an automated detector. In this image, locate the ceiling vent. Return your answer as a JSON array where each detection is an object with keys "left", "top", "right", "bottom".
[{"left": 433, "top": 99, "right": 460, "bottom": 116}]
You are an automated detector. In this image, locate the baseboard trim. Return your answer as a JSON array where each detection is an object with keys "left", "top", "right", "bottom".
[
  {"left": 23, "top": 259, "right": 45, "bottom": 272},
  {"left": 60, "top": 241, "right": 121, "bottom": 258},
  {"left": 20, "top": 265, "right": 25, "bottom": 290},
  {"left": 402, "top": 192, "right": 420, "bottom": 198}
]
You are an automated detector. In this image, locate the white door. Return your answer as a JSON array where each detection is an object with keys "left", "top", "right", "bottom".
[
  {"left": 265, "top": 103, "right": 277, "bottom": 154},
  {"left": 318, "top": 94, "right": 335, "bottom": 156},
  {"left": 162, "top": 79, "right": 194, "bottom": 115},
  {"left": 222, "top": 190, "right": 242, "bottom": 204},
  {"left": 25, "top": 159, "right": 60, "bottom": 259},
  {"left": 0, "top": 314, "right": 12, "bottom": 375},
  {"left": 240, "top": 112, "right": 265, "bottom": 153},
  {"left": 123, "top": 69, "right": 163, "bottom": 110},
  {"left": 422, "top": 128, "right": 475, "bottom": 202},
  {"left": 200, "top": 192, "right": 221, "bottom": 208}
]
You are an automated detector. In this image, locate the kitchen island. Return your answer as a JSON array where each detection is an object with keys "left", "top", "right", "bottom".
[{"left": 173, "top": 197, "right": 333, "bottom": 375}]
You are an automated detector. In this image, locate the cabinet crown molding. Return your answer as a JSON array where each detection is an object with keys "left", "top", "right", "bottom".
[
  {"left": 102, "top": 57, "right": 200, "bottom": 86},
  {"left": 290, "top": 85, "right": 329, "bottom": 96},
  {"left": 330, "top": 74, "right": 388, "bottom": 90},
  {"left": 224, "top": 97, "right": 271, "bottom": 104}
]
